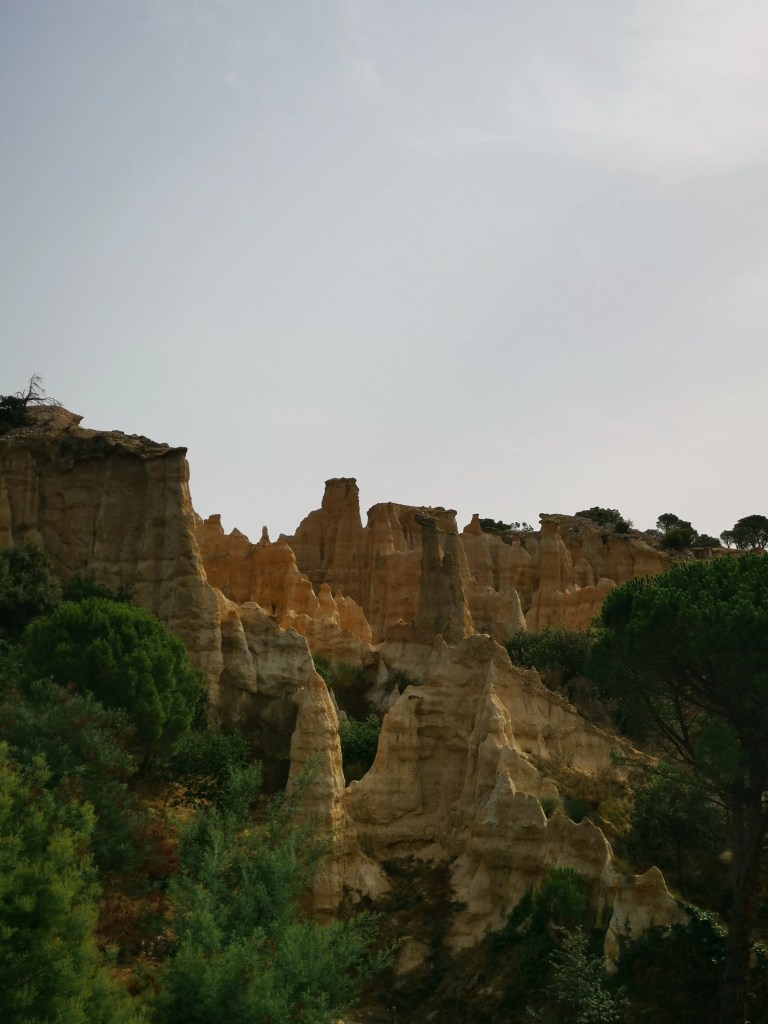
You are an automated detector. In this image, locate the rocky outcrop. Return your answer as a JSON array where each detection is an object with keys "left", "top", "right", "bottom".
[
  {"left": 277, "top": 480, "right": 671, "bottom": 640},
  {"left": 288, "top": 669, "right": 388, "bottom": 917},
  {"left": 196, "top": 513, "right": 375, "bottom": 662},
  {"left": 281, "top": 477, "right": 368, "bottom": 603},
  {"left": 1, "top": 412, "right": 685, "bottom": 962},
  {"left": 413, "top": 513, "right": 473, "bottom": 644},
  {"left": 0, "top": 405, "right": 223, "bottom": 686},
  {"left": 521, "top": 515, "right": 670, "bottom": 631},
  {"left": 343, "top": 634, "right": 685, "bottom": 951}
]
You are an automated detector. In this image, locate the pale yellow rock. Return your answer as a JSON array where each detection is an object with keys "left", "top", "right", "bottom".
[
  {"left": 344, "top": 633, "right": 682, "bottom": 953},
  {"left": 197, "top": 513, "right": 376, "bottom": 654},
  {"left": 0, "top": 406, "right": 223, "bottom": 687},
  {"left": 603, "top": 866, "right": 688, "bottom": 964},
  {"left": 394, "top": 937, "right": 432, "bottom": 976},
  {"left": 288, "top": 670, "right": 387, "bottom": 916}
]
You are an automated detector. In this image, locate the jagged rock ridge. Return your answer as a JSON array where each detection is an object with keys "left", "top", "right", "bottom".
[{"left": 0, "top": 412, "right": 684, "bottom": 959}]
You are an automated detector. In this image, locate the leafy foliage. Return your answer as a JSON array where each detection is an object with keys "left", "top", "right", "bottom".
[
  {"left": 478, "top": 518, "right": 533, "bottom": 533},
  {"left": 614, "top": 904, "right": 768, "bottom": 1024},
  {"left": 730, "top": 514, "right": 768, "bottom": 551},
  {"left": 575, "top": 507, "right": 632, "bottom": 531},
  {"left": 696, "top": 533, "right": 722, "bottom": 548},
  {"left": 388, "top": 668, "right": 421, "bottom": 694},
  {"left": 62, "top": 572, "right": 133, "bottom": 604},
  {"left": 0, "top": 680, "right": 140, "bottom": 872},
  {"left": 339, "top": 713, "right": 381, "bottom": 777},
  {"left": 0, "top": 542, "right": 62, "bottom": 640},
  {"left": 655, "top": 512, "right": 721, "bottom": 549},
  {"left": 589, "top": 555, "right": 768, "bottom": 1023},
  {"left": 494, "top": 867, "right": 588, "bottom": 950},
  {"left": 505, "top": 626, "right": 596, "bottom": 685},
  {"left": 159, "top": 727, "right": 252, "bottom": 807},
  {"left": 537, "top": 928, "right": 625, "bottom": 1023},
  {"left": 153, "top": 766, "right": 389, "bottom": 1024},
  {"left": 21, "top": 598, "right": 204, "bottom": 757},
  {"left": 624, "top": 761, "right": 726, "bottom": 897},
  {"left": 0, "top": 744, "right": 142, "bottom": 1024}
]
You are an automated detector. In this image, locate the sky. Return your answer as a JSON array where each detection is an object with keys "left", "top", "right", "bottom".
[{"left": 2, "top": 0, "right": 766, "bottom": 542}]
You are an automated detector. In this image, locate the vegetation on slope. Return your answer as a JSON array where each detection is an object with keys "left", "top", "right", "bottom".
[{"left": 0, "top": 543, "right": 388, "bottom": 1023}]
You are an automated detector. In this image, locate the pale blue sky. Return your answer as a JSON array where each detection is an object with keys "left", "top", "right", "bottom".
[{"left": 2, "top": 1, "right": 766, "bottom": 541}]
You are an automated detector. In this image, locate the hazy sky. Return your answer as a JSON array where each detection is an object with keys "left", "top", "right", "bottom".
[{"left": 2, "top": 1, "right": 766, "bottom": 541}]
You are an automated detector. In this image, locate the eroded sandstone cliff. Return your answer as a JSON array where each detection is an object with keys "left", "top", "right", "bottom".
[
  {"left": 0, "top": 412, "right": 683, "bottom": 962},
  {"left": 0, "top": 405, "right": 223, "bottom": 685}
]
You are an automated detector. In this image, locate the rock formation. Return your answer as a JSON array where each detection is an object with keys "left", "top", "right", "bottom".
[
  {"left": 0, "top": 405, "right": 223, "bottom": 686},
  {"left": 279, "top": 478, "right": 670, "bottom": 640},
  {"left": 342, "top": 634, "right": 686, "bottom": 951},
  {"left": 0, "top": 412, "right": 685, "bottom": 962}
]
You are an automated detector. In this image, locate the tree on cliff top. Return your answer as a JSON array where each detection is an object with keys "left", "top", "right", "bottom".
[
  {"left": 574, "top": 507, "right": 632, "bottom": 532},
  {"left": 731, "top": 515, "right": 768, "bottom": 551},
  {"left": 0, "top": 374, "right": 59, "bottom": 433},
  {"left": 588, "top": 555, "right": 768, "bottom": 1024}
]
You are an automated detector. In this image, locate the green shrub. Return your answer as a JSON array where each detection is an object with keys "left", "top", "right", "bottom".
[
  {"left": 21, "top": 598, "right": 204, "bottom": 758},
  {"left": 339, "top": 714, "right": 381, "bottom": 775},
  {"left": 495, "top": 867, "right": 588, "bottom": 948},
  {"left": 575, "top": 507, "right": 627, "bottom": 529},
  {"left": 539, "top": 796, "right": 558, "bottom": 818},
  {"left": 0, "top": 743, "right": 142, "bottom": 1023},
  {"left": 611, "top": 904, "right": 766, "bottom": 1024},
  {"left": 0, "top": 393, "right": 30, "bottom": 433},
  {"left": 160, "top": 728, "right": 252, "bottom": 807},
  {"left": 539, "top": 928, "right": 624, "bottom": 1023},
  {"left": 0, "top": 542, "right": 62, "bottom": 640},
  {"left": 388, "top": 669, "right": 421, "bottom": 694},
  {"left": 624, "top": 762, "right": 726, "bottom": 898},
  {"left": 153, "top": 766, "right": 389, "bottom": 1024},
  {"left": 505, "top": 626, "right": 596, "bottom": 685},
  {"left": 62, "top": 572, "right": 133, "bottom": 604},
  {"left": 0, "top": 680, "right": 140, "bottom": 872}
]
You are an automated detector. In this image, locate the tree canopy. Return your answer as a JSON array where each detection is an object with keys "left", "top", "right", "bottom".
[
  {"left": 655, "top": 512, "right": 721, "bottom": 549},
  {"left": 0, "top": 542, "right": 62, "bottom": 640},
  {"left": 153, "top": 766, "right": 387, "bottom": 1024},
  {"left": 589, "top": 554, "right": 768, "bottom": 1024},
  {"left": 731, "top": 515, "right": 768, "bottom": 551},
  {"left": 21, "top": 598, "right": 204, "bottom": 757},
  {"left": 574, "top": 507, "right": 632, "bottom": 532},
  {"left": 0, "top": 744, "right": 141, "bottom": 1024}
]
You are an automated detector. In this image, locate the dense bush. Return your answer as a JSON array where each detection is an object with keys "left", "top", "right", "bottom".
[
  {"left": 614, "top": 905, "right": 768, "bottom": 1024},
  {"left": 160, "top": 727, "right": 252, "bottom": 807},
  {"left": 0, "top": 542, "right": 62, "bottom": 639},
  {"left": 540, "top": 928, "right": 625, "bottom": 1023},
  {"left": 575, "top": 507, "right": 632, "bottom": 531},
  {"left": 388, "top": 668, "right": 421, "bottom": 694},
  {"left": 479, "top": 518, "right": 533, "bottom": 533},
  {"left": 0, "top": 680, "right": 141, "bottom": 871},
  {"left": 505, "top": 626, "right": 596, "bottom": 685},
  {"left": 22, "top": 598, "right": 204, "bottom": 758},
  {"left": 0, "top": 743, "right": 141, "bottom": 1024},
  {"left": 62, "top": 571, "right": 133, "bottom": 604},
  {"left": 339, "top": 714, "right": 381, "bottom": 777},
  {"left": 153, "top": 766, "right": 389, "bottom": 1024},
  {"left": 624, "top": 762, "right": 726, "bottom": 899}
]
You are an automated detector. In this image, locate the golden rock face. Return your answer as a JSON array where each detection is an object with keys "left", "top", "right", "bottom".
[{"left": 0, "top": 414, "right": 682, "bottom": 958}]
